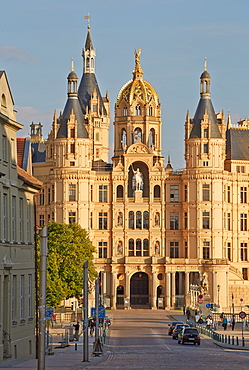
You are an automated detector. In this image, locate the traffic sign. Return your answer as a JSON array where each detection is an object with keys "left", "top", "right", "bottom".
[
  {"left": 91, "top": 307, "right": 106, "bottom": 318},
  {"left": 198, "top": 294, "right": 203, "bottom": 299},
  {"left": 198, "top": 299, "right": 203, "bottom": 304},
  {"left": 239, "top": 311, "right": 246, "bottom": 319},
  {"left": 206, "top": 303, "right": 211, "bottom": 308}
]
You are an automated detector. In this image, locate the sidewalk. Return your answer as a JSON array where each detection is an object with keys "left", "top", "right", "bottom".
[
  {"left": 0, "top": 324, "right": 109, "bottom": 369},
  {"left": 169, "top": 310, "right": 249, "bottom": 350}
]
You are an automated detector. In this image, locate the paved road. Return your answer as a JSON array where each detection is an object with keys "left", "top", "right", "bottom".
[{"left": 83, "top": 309, "right": 249, "bottom": 370}]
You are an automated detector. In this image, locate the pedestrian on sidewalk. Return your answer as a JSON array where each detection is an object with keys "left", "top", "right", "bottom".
[
  {"left": 222, "top": 316, "right": 228, "bottom": 331},
  {"left": 230, "top": 315, "right": 236, "bottom": 331},
  {"left": 183, "top": 305, "right": 186, "bottom": 315},
  {"left": 186, "top": 308, "right": 190, "bottom": 320},
  {"left": 73, "top": 321, "right": 80, "bottom": 341}
]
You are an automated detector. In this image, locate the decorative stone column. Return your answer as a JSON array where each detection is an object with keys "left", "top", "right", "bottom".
[
  {"left": 152, "top": 271, "right": 157, "bottom": 309},
  {"left": 111, "top": 272, "right": 117, "bottom": 309},
  {"left": 185, "top": 272, "right": 189, "bottom": 297},
  {"left": 125, "top": 272, "right": 130, "bottom": 309},
  {"left": 171, "top": 272, "right": 176, "bottom": 308},
  {"left": 166, "top": 273, "right": 171, "bottom": 308},
  {"left": 179, "top": 272, "right": 183, "bottom": 295}
]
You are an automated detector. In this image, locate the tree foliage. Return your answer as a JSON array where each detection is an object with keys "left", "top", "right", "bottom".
[{"left": 37, "top": 222, "right": 97, "bottom": 307}]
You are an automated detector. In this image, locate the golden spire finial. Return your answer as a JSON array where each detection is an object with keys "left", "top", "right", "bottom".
[
  {"left": 84, "top": 14, "right": 91, "bottom": 30},
  {"left": 204, "top": 57, "right": 207, "bottom": 71},
  {"left": 133, "top": 48, "right": 143, "bottom": 76},
  {"left": 71, "top": 58, "right": 74, "bottom": 72}
]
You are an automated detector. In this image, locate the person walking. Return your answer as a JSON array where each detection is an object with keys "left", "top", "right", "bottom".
[
  {"left": 222, "top": 316, "right": 228, "bottom": 331},
  {"left": 230, "top": 315, "right": 236, "bottom": 331},
  {"left": 73, "top": 321, "right": 80, "bottom": 341},
  {"left": 186, "top": 308, "right": 190, "bottom": 320},
  {"left": 183, "top": 305, "right": 186, "bottom": 315}
]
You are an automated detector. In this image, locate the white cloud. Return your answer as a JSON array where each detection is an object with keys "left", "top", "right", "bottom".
[{"left": 0, "top": 46, "right": 37, "bottom": 64}]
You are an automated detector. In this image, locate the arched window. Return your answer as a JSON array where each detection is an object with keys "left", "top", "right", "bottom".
[
  {"left": 148, "top": 106, "right": 153, "bottom": 116},
  {"left": 149, "top": 128, "right": 155, "bottom": 147},
  {"left": 133, "top": 128, "right": 142, "bottom": 143},
  {"left": 136, "top": 211, "right": 142, "bottom": 229},
  {"left": 143, "top": 239, "right": 149, "bottom": 256},
  {"left": 86, "top": 58, "right": 90, "bottom": 68},
  {"left": 154, "top": 185, "right": 161, "bottom": 199},
  {"left": 136, "top": 239, "right": 142, "bottom": 256},
  {"left": 143, "top": 211, "right": 149, "bottom": 229},
  {"left": 1, "top": 94, "right": 6, "bottom": 107},
  {"left": 129, "top": 211, "right": 134, "bottom": 229},
  {"left": 136, "top": 105, "right": 141, "bottom": 115},
  {"left": 129, "top": 239, "right": 134, "bottom": 256},
  {"left": 123, "top": 107, "right": 128, "bottom": 116},
  {"left": 117, "top": 185, "right": 123, "bottom": 198},
  {"left": 91, "top": 58, "right": 94, "bottom": 68}
]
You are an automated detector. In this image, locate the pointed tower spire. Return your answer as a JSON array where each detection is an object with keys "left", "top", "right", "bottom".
[
  {"left": 227, "top": 110, "right": 231, "bottom": 130},
  {"left": 83, "top": 16, "right": 96, "bottom": 74}
]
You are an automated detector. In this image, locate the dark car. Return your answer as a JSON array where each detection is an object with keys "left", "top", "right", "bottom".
[
  {"left": 178, "top": 327, "right": 200, "bottom": 345},
  {"left": 168, "top": 321, "right": 184, "bottom": 336},
  {"left": 172, "top": 323, "right": 190, "bottom": 340}
]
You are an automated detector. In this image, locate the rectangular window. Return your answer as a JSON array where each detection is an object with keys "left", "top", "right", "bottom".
[
  {"left": 51, "top": 185, "right": 55, "bottom": 202},
  {"left": 12, "top": 196, "right": 16, "bottom": 242},
  {"left": 236, "top": 166, "right": 245, "bottom": 173},
  {"left": 203, "top": 161, "right": 208, "bottom": 166},
  {"left": 184, "top": 185, "right": 187, "bottom": 202},
  {"left": 98, "top": 242, "right": 107, "bottom": 258},
  {"left": 70, "top": 143, "right": 75, "bottom": 153},
  {"left": 170, "top": 185, "right": 179, "bottom": 202},
  {"left": 99, "top": 212, "right": 107, "bottom": 230},
  {"left": 227, "top": 213, "right": 231, "bottom": 231},
  {"left": 19, "top": 198, "right": 23, "bottom": 242},
  {"left": 39, "top": 214, "right": 45, "bottom": 227},
  {"left": 170, "top": 212, "right": 179, "bottom": 230},
  {"left": 203, "top": 128, "right": 208, "bottom": 138},
  {"left": 170, "top": 242, "right": 179, "bottom": 258},
  {"left": 2, "top": 135, "right": 7, "bottom": 161},
  {"left": 184, "top": 212, "right": 188, "bottom": 229},
  {"left": 242, "top": 268, "right": 248, "bottom": 280},
  {"left": 240, "top": 187, "right": 247, "bottom": 203},
  {"left": 90, "top": 212, "right": 93, "bottom": 229},
  {"left": 28, "top": 274, "right": 32, "bottom": 318},
  {"left": 12, "top": 275, "right": 17, "bottom": 321},
  {"left": 227, "top": 242, "right": 231, "bottom": 261},
  {"left": 69, "top": 211, "right": 76, "bottom": 224},
  {"left": 3, "top": 194, "right": 7, "bottom": 241},
  {"left": 227, "top": 186, "right": 231, "bottom": 203},
  {"left": 128, "top": 239, "right": 134, "bottom": 256},
  {"left": 27, "top": 200, "right": 30, "bottom": 243},
  {"left": 203, "top": 143, "right": 209, "bottom": 153},
  {"left": 11, "top": 138, "right": 15, "bottom": 164},
  {"left": 70, "top": 128, "right": 75, "bottom": 138},
  {"left": 40, "top": 189, "right": 44, "bottom": 206},
  {"left": 240, "top": 213, "right": 247, "bottom": 231},
  {"left": 99, "top": 185, "right": 107, "bottom": 202},
  {"left": 203, "top": 241, "right": 210, "bottom": 259},
  {"left": 48, "top": 188, "right": 51, "bottom": 205},
  {"left": 202, "top": 212, "right": 210, "bottom": 229},
  {"left": 202, "top": 184, "right": 210, "bottom": 201},
  {"left": 20, "top": 275, "right": 24, "bottom": 320},
  {"left": 69, "top": 184, "right": 76, "bottom": 201},
  {"left": 241, "top": 243, "right": 247, "bottom": 261}
]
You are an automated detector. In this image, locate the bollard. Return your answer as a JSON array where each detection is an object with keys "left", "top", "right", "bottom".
[
  {"left": 242, "top": 337, "right": 245, "bottom": 347},
  {"left": 75, "top": 342, "right": 77, "bottom": 351},
  {"left": 228, "top": 336, "right": 230, "bottom": 345},
  {"left": 225, "top": 335, "right": 227, "bottom": 344},
  {"left": 222, "top": 334, "right": 224, "bottom": 343},
  {"left": 232, "top": 336, "right": 234, "bottom": 345},
  {"left": 236, "top": 336, "right": 239, "bottom": 346}
]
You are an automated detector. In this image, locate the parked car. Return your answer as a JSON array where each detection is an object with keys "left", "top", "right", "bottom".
[
  {"left": 178, "top": 327, "right": 200, "bottom": 345},
  {"left": 168, "top": 321, "right": 184, "bottom": 335},
  {"left": 172, "top": 324, "right": 190, "bottom": 340}
]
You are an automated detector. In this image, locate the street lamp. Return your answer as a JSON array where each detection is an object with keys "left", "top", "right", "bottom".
[
  {"left": 232, "top": 294, "right": 234, "bottom": 314},
  {"left": 217, "top": 285, "right": 221, "bottom": 308}
]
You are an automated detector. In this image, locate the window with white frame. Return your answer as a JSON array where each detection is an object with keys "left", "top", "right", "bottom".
[
  {"left": 27, "top": 199, "right": 30, "bottom": 243},
  {"left": 20, "top": 275, "right": 24, "bottom": 320},
  {"left": 19, "top": 198, "right": 23, "bottom": 242},
  {"left": 12, "top": 275, "right": 17, "bottom": 321},
  {"left": 3, "top": 193, "right": 7, "bottom": 241},
  {"left": 12, "top": 196, "right": 16, "bottom": 242},
  {"left": 170, "top": 242, "right": 179, "bottom": 258},
  {"left": 170, "top": 185, "right": 179, "bottom": 202},
  {"left": 203, "top": 241, "right": 210, "bottom": 259},
  {"left": 240, "top": 187, "right": 247, "bottom": 203},
  {"left": 28, "top": 274, "right": 32, "bottom": 318}
]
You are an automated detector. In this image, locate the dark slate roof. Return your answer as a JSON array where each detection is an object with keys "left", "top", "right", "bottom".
[
  {"left": 226, "top": 128, "right": 249, "bottom": 160},
  {"left": 85, "top": 29, "right": 93, "bottom": 50},
  {"left": 189, "top": 97, "right": 222, "bottom": 139},
  {"left": 78, "top": 73, "right": 107, "bottom": 116},
  {"left": 31, "top": 142, "right": 46, "bottom": 163},
  {"left": 56, "top": 97, "right": 88, "bottom": 139}
]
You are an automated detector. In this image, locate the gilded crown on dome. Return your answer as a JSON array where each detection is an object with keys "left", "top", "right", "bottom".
[{"left": 116, "top": 49, "right": 159, "bottom": 106}]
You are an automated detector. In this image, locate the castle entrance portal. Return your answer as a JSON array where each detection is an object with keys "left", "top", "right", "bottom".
[{"left": 130, "top": 272, "right": 150, "bottom": 308}]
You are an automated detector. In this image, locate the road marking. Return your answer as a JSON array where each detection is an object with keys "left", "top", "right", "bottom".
[{"left": 151, "top": 329, "right": 172, "bottom": 351}]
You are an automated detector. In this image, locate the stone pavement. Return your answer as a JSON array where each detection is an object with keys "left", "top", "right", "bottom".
[{"left": 0, "top": 323, "right": 109, "bottom": 369}]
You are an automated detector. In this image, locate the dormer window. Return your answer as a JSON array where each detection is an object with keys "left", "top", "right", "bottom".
[
  {"left": 149, "top": 106, "right": 153, "bottom": 116},
  {"left": 203, "top": 128, "right": 208, "bottom": 138},
  {"left": 124, "top": 107, "right": 128, "bottom": 116},
  {"left": 135, "top": 105, "right": 141, "bottom": 115}
]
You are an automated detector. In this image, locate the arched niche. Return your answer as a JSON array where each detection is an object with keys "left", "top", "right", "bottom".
[
  {"left": 117, "top": 185, "right": 123, "bottom": 199},
  {"left": 128, "top": 161, "right": 149, "bottom": 198}
]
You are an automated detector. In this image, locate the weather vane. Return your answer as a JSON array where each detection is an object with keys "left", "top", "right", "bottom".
[{"left": 84, "top": 14, "right": 91, "bottom": 28}]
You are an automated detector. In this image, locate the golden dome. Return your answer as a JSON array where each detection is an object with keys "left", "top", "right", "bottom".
[{"left": 116, "top": 49, "right": 159, "bottom": 106}]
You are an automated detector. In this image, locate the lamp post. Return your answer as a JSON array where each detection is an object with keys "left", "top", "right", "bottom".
[
  {"left": 232, "top": 294, "right": 234, "bottom": 314},
  {"left": 217, "top": 285, "right": 221, "bottom": 309}
]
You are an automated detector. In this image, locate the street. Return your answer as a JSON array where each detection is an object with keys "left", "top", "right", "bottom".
[{"left": 83, "top": 309, "right": 249, "bottom": 370}]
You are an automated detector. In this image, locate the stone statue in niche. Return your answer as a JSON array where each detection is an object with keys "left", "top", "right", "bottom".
[
  {"left": 155, "top": 212, "right": 160, "bottom": 226},
  {"left": 132, "top": 164, "right": 143, "bottom": 191},
  {"left": 155, "top": 241, "right": 160, "bottom": 255},
  {"left": 117, "top": 240, "right": 123, "bottom": 255},
  {"left": 117, "top": 212, "right": 123, "bottom": 226},
  {"left": 200, "top": 271, "right": 209, "bottom": 295}
]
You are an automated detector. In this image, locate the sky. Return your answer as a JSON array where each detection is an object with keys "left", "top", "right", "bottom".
[{"left": 1, "top": 0, "right": 249, "bottom": 169}]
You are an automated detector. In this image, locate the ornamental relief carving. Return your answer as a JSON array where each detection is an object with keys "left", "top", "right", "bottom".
[{"left": 127, "top": 143, "right": 149, "bottom": 154}]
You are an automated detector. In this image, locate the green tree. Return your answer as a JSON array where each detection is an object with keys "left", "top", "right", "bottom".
[{"left": 38, "top": 221, "right": 97, "bottom": 307}]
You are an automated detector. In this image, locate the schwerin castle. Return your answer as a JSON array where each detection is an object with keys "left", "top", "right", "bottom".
[{"left": 2, "top": 23, "right": 249, "bottom": 360}]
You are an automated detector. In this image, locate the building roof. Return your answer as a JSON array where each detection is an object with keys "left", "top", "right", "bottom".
[
  {"left": 31, "top": 141, "right": 46, "bottom": 163},
  {"left": 17, "top": 138, "right": 25, "bottom": 167},
  {"left": 226, "top": 128, "right": 249, "bottom": 160},
  {"left": 17, "top": 166, "right": 42, "bottom": 189}
]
